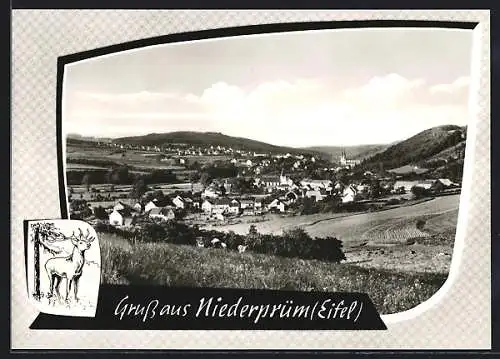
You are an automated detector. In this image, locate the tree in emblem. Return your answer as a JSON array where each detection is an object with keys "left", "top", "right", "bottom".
[{"left": 30, "top": 222, "right": 65, "bottom": 300}]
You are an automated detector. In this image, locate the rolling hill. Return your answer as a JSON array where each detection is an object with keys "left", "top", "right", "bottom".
[
  {"left": 360, "top": 125, "right": 467, "bottom": 173},
  {"left": 67, "top": 134, "right": 113, "bottom": 143},
  {"left": 112, "top": 131, "right": 327, "bottom": 158}
]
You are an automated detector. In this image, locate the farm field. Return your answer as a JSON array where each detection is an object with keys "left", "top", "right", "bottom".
[
  {"left": 67, "top": 145, "right": 232, "bottom": 168},
  {"left": 99, "top": 233, "right": 448, "bottom": 315},
  {"left": 343, "top": 242, "right": 454, "bottom": 274},
  {"left": 206, "top": 195, "right": 460, "bottom": 246},
  {"left": 66, "top": 163, "right": 109, "bottom": 170},
  {"left": 69, "top": 182, "right": 204, "bottom": 199}
]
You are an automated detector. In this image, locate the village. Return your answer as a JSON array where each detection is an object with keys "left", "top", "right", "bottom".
[{"left": 67, "top": 141, "right": 461, "bottom": 231}]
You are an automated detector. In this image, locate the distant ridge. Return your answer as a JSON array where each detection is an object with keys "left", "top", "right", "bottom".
[
  {"left": 66, "top": 133, "right": 113, "bottom": 143},
  {"left": 111, "top": 131, "right": 327, "bottom": 158}
]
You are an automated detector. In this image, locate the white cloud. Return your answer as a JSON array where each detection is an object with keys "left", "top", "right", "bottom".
[
  {"left": 65, "top": 73, "right": 470, "bottom": 146},
  {"left": 429, "top": 76, "right": 470, "bottom": 94},
  {"left": 65, "top": 90, "right": 208, "bottom": 119},
  {"left": 343, "top": 73, "right": 426, "bottom": 109}
]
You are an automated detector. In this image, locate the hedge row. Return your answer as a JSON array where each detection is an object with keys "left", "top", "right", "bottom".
[{"left": 94, "top": 221, "right": 346, "bottom": 263}]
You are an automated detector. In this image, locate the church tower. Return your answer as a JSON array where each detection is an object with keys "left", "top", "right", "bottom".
[
  {"left": 340, "top": 149, "right": 347, "bottom": 166},
  {"left": 280, "top": 168, "right": 286, "bottom": 185}
]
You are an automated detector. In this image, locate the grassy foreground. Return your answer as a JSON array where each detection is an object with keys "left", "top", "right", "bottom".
[{"left": 100, "top": 233, "right": 448, "bottom": 315}]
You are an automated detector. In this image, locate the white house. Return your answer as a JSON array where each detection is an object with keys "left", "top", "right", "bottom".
[
  {"left": 300, "top": 179, "right": 332, "bottom": 190},
  {"left": 393, "top": 181, "right": 419, "bottom": 194},
  {"left": 415, "top": 180, "right": 434, "bottom": 190},
  {"left": 260, "top": 176, "right": 281, "bottom": 191},
  {"left": 201, "top": 199, "right": 214, "bottom": 213},
  {"left": 240, "top": 198, "right": 254, "bottom": 209},
  {"left": 268, "top": 199, "right": 286, "bottom": 213},
  {"left": 229, "top": 199, "right": 240, "bottom": 214},
  {"left": 213, "top": 198, "right": 231, "bottom": 214},
  {"left": 172, "top": 195, "right": 185, "bottom": 209},
  {"left": 113, "top": 201, "right": 127, "bottom": 211},
  {"left": 149, "top": 207, "right": 175, "bottom": 221},
  {"left": 202, "top": 186, "right": 221, "bottom": 199},
  {"left": 436, "top": 178, "right": 455, "bottom": 187},
  {"left": 253, "top": 152, "right": 267, "bottom": 157},
  {"left": 109, "top": 209, "right": 134, "bottom": 227},
  {"left": 342, "top": 185, "right": 358, "bottom": 203},
  {"left": 145, "top": 200, "right": 158, "bottom": 213},
  {"left": 109, "top": 210, "right": 124, "bottom": 226},
  {"left": 305, "top": 189, "right": 328, "bottom": 202},
  {"left": 132, "top": 202, "right": 143, "bottom": 213},
  {"left": 356, "top": 184, "right": 370, "bottom": 193}
]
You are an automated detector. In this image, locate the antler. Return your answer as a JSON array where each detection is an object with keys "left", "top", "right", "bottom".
[{"left": 83, "top": 228, "right": 95, "bottom": 243}]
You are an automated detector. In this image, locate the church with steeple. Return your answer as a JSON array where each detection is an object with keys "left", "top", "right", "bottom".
[
  {"left": 339, "top": 149, "right": 361, "bottom": 168},
  {"left": 279, "top": 169, "right": 294, "bottom": 187}
]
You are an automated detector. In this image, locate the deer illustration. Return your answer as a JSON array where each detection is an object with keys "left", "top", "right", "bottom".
[{"left": 45, "top": 228, "right": 95, "bottom": 303}]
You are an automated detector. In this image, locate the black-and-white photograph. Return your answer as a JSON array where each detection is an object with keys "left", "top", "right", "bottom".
[{"left": 62, "top": 28, "right": 472, "bottom": 315}]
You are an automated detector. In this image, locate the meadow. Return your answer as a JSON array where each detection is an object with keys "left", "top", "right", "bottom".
[
  {"left": 67, "top": 144, "right": 231, "bottom": 168},
  {"left": 206, "top": 195, "right": 460, "bottom": 244},
  {"left": 99, "top": 233, "right": 448, "bottom": 315}
]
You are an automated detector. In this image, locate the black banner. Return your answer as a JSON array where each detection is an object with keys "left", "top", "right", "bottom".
[{"left": 30, "top": 285, "right": 387, "bottom": 330}]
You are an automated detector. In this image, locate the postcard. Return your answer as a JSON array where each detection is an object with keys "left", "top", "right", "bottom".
[{"left": 11, "top": 9, "right": 492, "bottom": 351}]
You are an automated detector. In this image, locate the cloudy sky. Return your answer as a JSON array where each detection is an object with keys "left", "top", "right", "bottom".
[{"left": 63, "top": 28, "right": 473, "bottom": 148}]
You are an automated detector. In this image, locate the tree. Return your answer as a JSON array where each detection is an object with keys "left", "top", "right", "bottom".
[
  {"left": 314, "top": 236, "right": 347, "bottom": 263},
  {"left": 129, "top": 179, "right": 148, "bottom": 200},
  {"left": 369, "top": 179, "right": 382, "bottom": 199},
  {"left": 232, "top": 177, "right": 255, "bottom": 194},
  {"left": 94, "top": 206, "right": 108, "bottom": 220},
  {"left": 248, "top": 224, "right": 259, "bottom": 236},
  {"left": 82, "top": 173, "right": 91, "bottom": 192},
  {"left": 245, "top": 224, "right": 262, "bottom": 247},
  {"left": 200, "top": 173, "right": 212, "bottom": 188},
  {"left": 189, "top": 161, "right": 202, "bottom": 171},
  {"left": 148, "top": 169, "right": 178, "bottom": 184},
  {"left": 151, "top": 189, "right": 165, "bottom": 202},
  {"left": 411, "top": 185, "right": 430, "bottom": 199},
  {"left": 107, "top": 166, "right": 130, "bottom": 184},
  {"left": 283, "top": 227, "right": 311, "bottom": 242},
  {"left": 301, "top": 197, "right": 319, "bottom": 215},
  {"left": 189, "top": 171, "right": 201, "bottom": 183},
  {"left": 175, "top": 208, "right": 188, "bottom": 220},
  {"left": 29, "top": 222, "right": 66, "bottom": 300}
]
